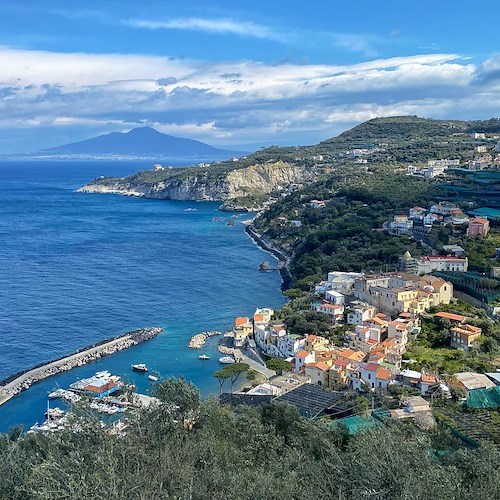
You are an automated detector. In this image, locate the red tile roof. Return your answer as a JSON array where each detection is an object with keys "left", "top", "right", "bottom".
[{"left": 435, "top": 312, "right": 466, "bottom": 322}]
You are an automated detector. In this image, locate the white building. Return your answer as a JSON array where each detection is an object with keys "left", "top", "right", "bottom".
[
  {"left": 347, "top": 301, "right": 376, "bottom": 326},
  {"left": 325, "top": 290, "right": 345, "bottom": 305},
  {"left": 312, "top": 302, "right": 344, "bottom": 324},
  {"left": 389, "top": 215, "right": 413, "bottom": 235}
]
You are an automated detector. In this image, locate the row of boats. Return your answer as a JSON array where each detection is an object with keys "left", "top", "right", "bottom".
[{"left": 198, "top": 354, "right": 235, "bottom": 364}]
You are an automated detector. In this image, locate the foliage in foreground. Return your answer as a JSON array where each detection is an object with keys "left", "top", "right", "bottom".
[{"left": 1, "top": 378, "right": 500, "bottom": 500}]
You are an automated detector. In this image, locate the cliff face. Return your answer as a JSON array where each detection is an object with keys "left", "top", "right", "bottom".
[{"left": 78, "top": 160, "right": 314, "bottom": 203}]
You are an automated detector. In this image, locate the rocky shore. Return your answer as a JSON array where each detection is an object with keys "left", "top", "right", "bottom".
[
  {"left": 0, "top": 327, "right": 162, "bottom": 401},
  {"left": 245, "top": 225, "right": 292, "bottom": 290},
  {"left": 188, "top": 331, "right": 222, "bottom": 349}
]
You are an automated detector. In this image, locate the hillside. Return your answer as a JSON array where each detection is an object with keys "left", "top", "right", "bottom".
[
  {"left": 78, "top": 115, "right": 499, "bottom": 209},
  {"left": 42, "top": 127, "right": 242, "bottom": 159}
]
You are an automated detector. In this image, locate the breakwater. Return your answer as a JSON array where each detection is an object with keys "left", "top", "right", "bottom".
[
  {"left": 245, "top": 225, "right": 291, "bottom": 290},
  {"left": 0, "top": 327, "right": 162, "bottom": 405},
  {"left": 188, "top": 331, "right": 222, "bottom": 349}
]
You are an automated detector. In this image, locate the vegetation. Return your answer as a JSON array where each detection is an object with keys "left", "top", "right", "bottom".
[
  {"left": 265, "top": 358, "right": 291, "bottom": 373},
  {"left": 1, "top": 378, "right": 500, "bottom": 500}
]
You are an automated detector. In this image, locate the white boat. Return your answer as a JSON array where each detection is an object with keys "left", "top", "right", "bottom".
[
  {"left": 219, "top": 356, "right": 235, "bottom": 364},
  {"left": 199, "top": 354, "right": 210, "bottom": 360},
  {"left": 48, "top": 388, "right": 65, "bottom": 399},
  {"left": 132, "top": 363, "right": 148, "bottom": 373},
  {"left": 148, "top": 375, "right": 159, "bottom": 382}
]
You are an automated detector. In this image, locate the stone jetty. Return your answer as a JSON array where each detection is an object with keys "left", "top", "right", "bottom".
[
  {"left": 188, "top": 331, "right": 222, "bottom": 349},
  {"left": 0, "top": 327, "right": 162, "bottom": 405}
]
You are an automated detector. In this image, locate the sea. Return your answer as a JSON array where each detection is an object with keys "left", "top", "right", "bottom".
[{"left": 0, "top": 161, "right": 285, "bottom": 432}]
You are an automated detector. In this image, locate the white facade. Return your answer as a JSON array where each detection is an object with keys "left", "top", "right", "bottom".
[
  {"left": 347, "top": 302, "right": 376, "bottom": 325},
  {"left": 325, "top": 290, "right": 345, "bottom": 305}
]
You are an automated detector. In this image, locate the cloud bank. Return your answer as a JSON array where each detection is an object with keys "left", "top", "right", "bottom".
[{"left": 0, "top": 46, "right": 499, "bottom": 152}]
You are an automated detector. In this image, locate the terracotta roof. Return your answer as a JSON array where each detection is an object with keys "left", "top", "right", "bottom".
[
  {"left": 235, "top": 316, "right": 250, "bottom": 326},
  {"left": 365, "top": 362, "right": 381, "bottom": 372},
  {"left": 296, "top": 350, "right": 310, "bottom": 359},
  {"left": 435, "top": 312, "right": 466, "bottom": 322},
  {"left": 333, "top": 359, "right": 350, "bottom": 367},
  {"left": 421, "top": 374, "right": 439, "bottom": 384},
  {"left": 376, "top": 368, "right": 392, "bottom": 381},
  {"left": 253, "top": 314, "right": 264, "bottom": 322},
  {"left": 312, "top": 362, "right": 330, "bottom": 372}
]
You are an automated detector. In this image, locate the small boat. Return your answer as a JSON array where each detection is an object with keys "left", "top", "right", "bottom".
[
  {"left": 48, "top": 388, "right": 65, "bottom": 399},
  {"left": 132, "top": 363, "right": 148, "bottom": 373},
  {"left": 185, "top": 208, "right": 197, "bottom": 212},
  {"left": 148, "top": 375, "right": 159, "bottom": 382},
  {"left": 226, "top": 219, "right": 234, "bottom": 226},
  {"left": 219, "top": 356, "right": 235, "bottom": 364},
  {"left": 199, "top": 354, "right": 210, "bottom": 360}
]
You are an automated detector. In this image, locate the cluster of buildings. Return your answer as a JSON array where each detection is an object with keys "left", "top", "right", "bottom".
[
  {"left": 389, "top": 201, "right": 490, "bottom": 237},
  {"left": 407, "top": 159, "right": 460, "bottom": 178}
]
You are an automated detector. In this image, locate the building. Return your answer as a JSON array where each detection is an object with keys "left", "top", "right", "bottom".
[
  {"left": 312, "top": 301, "right": 344, "bottom": 324},
  {"left": 325, "top": 289, "right": 345, "bottom": 305},
  {"left": 303, "top": 334, "right": 330, "bottom": 353},
  {"left": 472, "top": 132, "right": 486, "bottom": 139},
  {"left": 450, "top": 324, "right": 482, "bottom": 350},
  {"left": 347, "top": 301, "right": 376, "bottom": 325},
  {"left": 400, "top": 252, "right": 468, "bottom": 274},
  {"left": 389, "top": 215, "right": 414, "bottom": 235},
  {"left": 430, "top": 202, "right": 460, "bottom": 216},
  {"left": 294, "top": 350, "right": 316, "bottom": 373},
  {"left": 233, "top": 317, "right": 253, "bottom": 348},
  {"left": 442, "top": 245, "right": 465, "bottom": 257},
  {"left": 391, "top": 396, "right": 431, "bottom": 419},
  {"left": 454, "top": 372, "right": 496, "bottom": 392},
  {"left": 309, "top": 200, "right": 326, "bottom": 209},
  {"left": 467, "top": 217, "right": 490, "bottom": 237},
  {"left": 409, "top": 206, "right": 426, "bottom": 220},
  {"left": 354, "top": 273, "right": 453, "bottom": 316}
]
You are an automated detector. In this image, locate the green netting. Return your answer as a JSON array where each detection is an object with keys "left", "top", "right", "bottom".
[
  {"left": 465, "top": 386, "right": 500, "bottom": 409},
  {"left": 331, "top": 415, "right": 382, "bottom": 434}
]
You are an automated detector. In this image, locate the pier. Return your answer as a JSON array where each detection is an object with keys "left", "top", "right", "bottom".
[{"left": 0, "top": 327, "right": 162, "bottom": 406}]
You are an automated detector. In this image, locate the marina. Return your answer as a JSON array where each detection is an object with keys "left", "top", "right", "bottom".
[{"left": 0, "top": 327, "right": 162, "bottom": 406}]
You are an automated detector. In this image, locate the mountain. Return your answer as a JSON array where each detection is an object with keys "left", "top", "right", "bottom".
[{"left": 41, "top": 127, "right": 244, "bottom": 159}]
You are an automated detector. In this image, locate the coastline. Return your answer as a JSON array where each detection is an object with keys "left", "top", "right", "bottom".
[
  {"left": 0, "top": 327, "right": 162, "bottom": 405},
  {"left": 244, "top": 224, "right": 292, "bottom": 291}
]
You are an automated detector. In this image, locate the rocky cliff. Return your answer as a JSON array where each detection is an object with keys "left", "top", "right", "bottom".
[{"left": 78, "top": 160, "right": 314, "bottom": 207}]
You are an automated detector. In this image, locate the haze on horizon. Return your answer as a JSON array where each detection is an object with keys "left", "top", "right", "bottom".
[{"left": 0, "top": 0, "right": 500, "bottom": 153}]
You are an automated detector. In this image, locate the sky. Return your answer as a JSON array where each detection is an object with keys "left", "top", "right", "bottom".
[{"left": 1, "top": 0, "right": 500, "bottom": 152}]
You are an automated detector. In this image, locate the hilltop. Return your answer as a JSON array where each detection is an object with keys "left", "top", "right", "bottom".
[
  {"left": 40, "top": 127, "right": 243, "bottom": 159},
  {"left": 78, "top": 115, "right": 500, "bottom": 209}
]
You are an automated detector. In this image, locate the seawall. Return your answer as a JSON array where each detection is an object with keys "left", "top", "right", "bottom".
[{"left": 0, "top": 327, "right": 162, "bottom": 406}]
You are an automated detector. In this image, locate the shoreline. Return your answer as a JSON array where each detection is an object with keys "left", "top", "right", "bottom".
[
  {"left": 244, "top": 224, "right": 292, "bottom": 291},
  {"left": 0, "top": 327, "right": 162, "bottom": 406}
]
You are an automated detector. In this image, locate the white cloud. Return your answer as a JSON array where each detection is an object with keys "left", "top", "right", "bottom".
[
  {"left": 0, "top": 45, "right": 499, "bottom": 151},
  {"left": 125, "top": 17, "right": 287, "bottom": 42}
]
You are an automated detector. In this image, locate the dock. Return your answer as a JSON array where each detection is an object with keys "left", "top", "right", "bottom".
[{"left": 0, "top": 327, "right": 162, "bottom": 407}]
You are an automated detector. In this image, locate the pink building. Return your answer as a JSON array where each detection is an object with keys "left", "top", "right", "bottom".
[{"left": 466, "top": 217, "right": 490, "bottom": 237}]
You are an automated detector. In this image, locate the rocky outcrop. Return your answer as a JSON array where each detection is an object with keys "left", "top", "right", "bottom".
[{"left": 78, "top": 161, "right": 314, "bottom": 204}]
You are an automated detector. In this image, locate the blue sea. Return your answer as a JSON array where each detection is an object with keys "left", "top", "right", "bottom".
[{"left": 0, "top": 161, "right": 285, "bottom": 432}]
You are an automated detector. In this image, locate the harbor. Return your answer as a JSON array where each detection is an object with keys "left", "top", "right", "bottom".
[{"left": 0, "top": 327, "right": 162, "bottom": 406}]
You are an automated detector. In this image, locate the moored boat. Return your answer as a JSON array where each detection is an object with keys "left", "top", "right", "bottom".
[
  {"left": 148, "top": 375, "right": 158, "bottom": 382},
  {"left": 219, "top": 356, "right": 235, "bottom": 364},
  {"left": 132, "top": 363, "right": 148, "bottom": 373},
  {"left": 199, "top": 354, "right": 210, "bottom": 360}
]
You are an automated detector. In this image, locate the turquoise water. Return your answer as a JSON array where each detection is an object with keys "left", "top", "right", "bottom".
[
  {"left": 0, "top": 161, "right": 285, "bottom": 432},
  {"left": 468, "top": 207, "right": 500, "bottom": 218}
]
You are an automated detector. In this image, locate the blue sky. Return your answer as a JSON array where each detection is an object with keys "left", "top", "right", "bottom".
[{"left": 0, "top": 0, "right": 500, "bottom": 152}]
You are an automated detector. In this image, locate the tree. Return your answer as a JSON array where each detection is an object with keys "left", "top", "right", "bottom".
[
  {"left": 213, "top": 369, "right": 232, "bottom": 395},
  {"left": 225, "top": 363, "right": 250, "bottom": 393},
  {"left": 153, "top": 377, "right": 200, "bottom": 425},
  {"left": 265, "top": 358, "right": 292, "bottom": 374}
]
